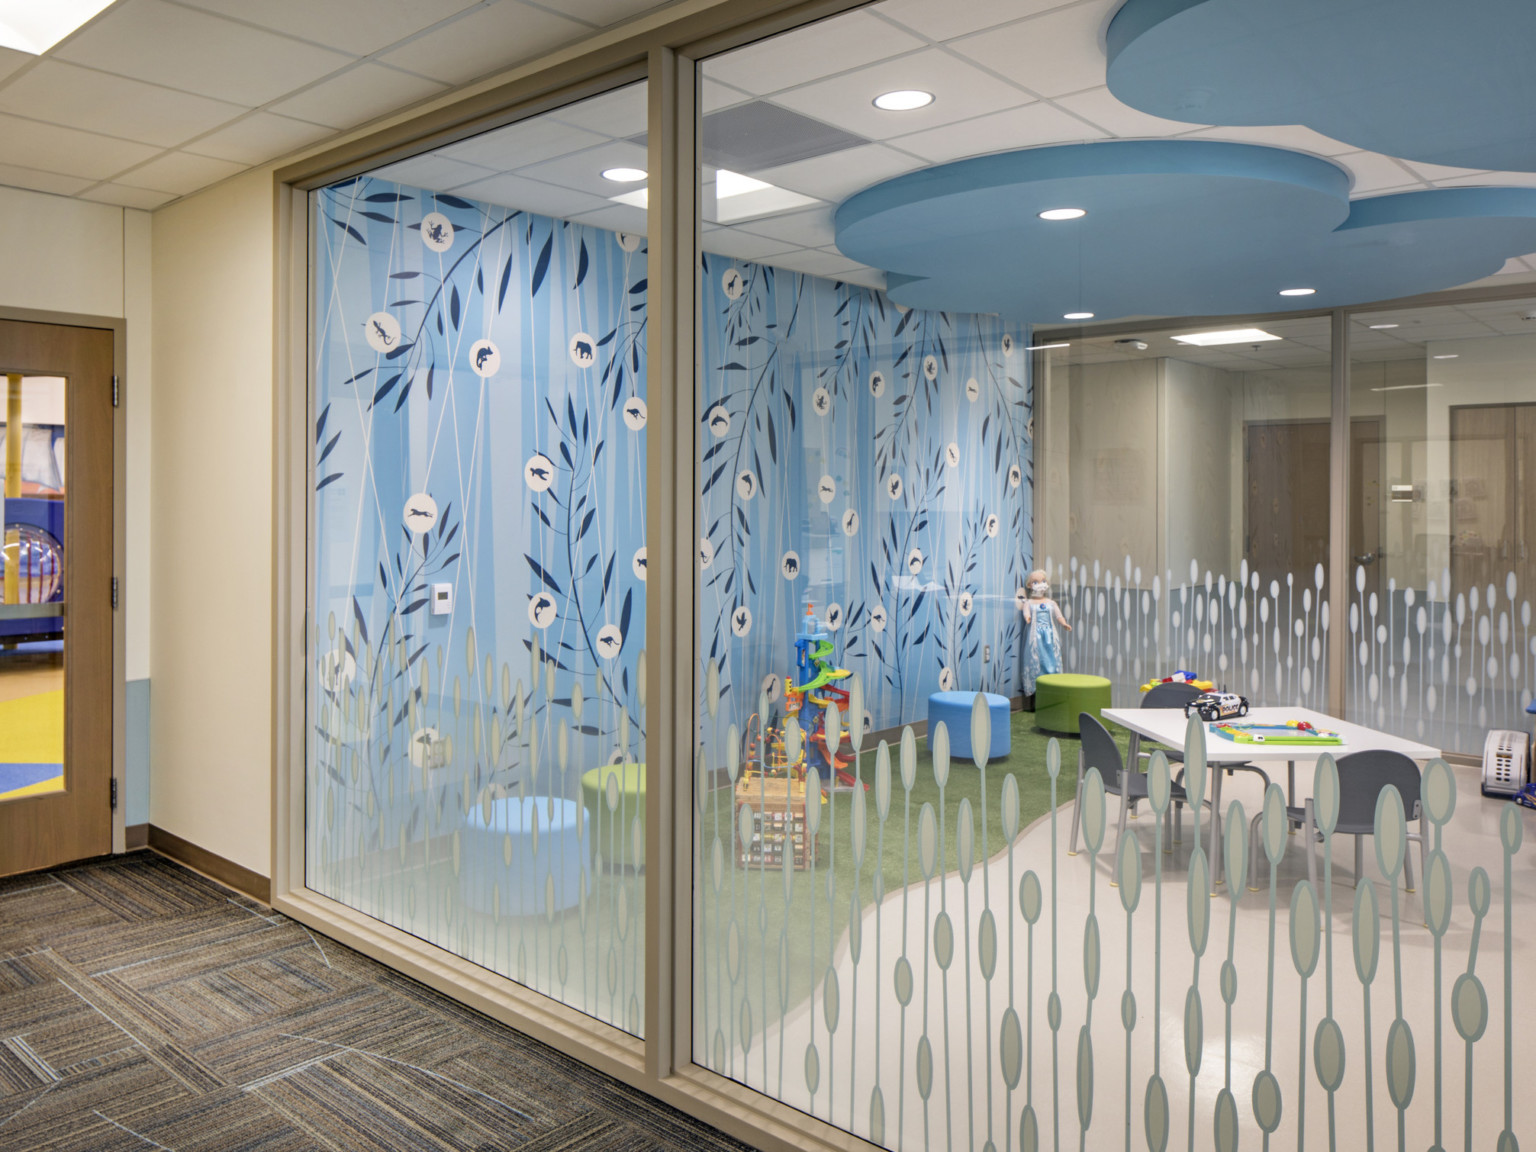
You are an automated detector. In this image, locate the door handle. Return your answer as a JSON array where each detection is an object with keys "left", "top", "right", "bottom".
[{"left": 1354, "top": 553, "right": 1378, "bottom": 565}]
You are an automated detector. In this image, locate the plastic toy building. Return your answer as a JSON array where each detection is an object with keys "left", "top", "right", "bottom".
[
  {"left": 1139, "top": 670, "right": 1214, "bottom": 693},
  {"left": 1211, "top": 720, "right": 1342, "bottom": 745},
  {"left": 784, "top": 603, "right": 862, "bottom": 791},
  {"left": 1185, "top": 691, "right": 1249, "bottom": 722}
]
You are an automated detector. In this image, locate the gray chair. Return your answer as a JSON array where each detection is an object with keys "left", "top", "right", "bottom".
[
  {"left": 1248, "top": 749, "right": 1426, "bottom": 894},
  {"left": 1070, "top": 712, "right": 1201, "bottom": 857}
]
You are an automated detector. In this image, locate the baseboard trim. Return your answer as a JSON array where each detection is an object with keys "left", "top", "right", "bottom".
[
  {"left": 147, "top": 825, "right": 270, "bottom": 905},
  {"left": 125, "top": 823, "right": 148, "bottom": 850}
]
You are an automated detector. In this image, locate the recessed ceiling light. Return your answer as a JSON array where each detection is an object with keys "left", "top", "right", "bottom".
[
  {"left": 873, "top": 90, "right": 934, "bottom": 111},
  {"left": 1172, "top": 328, "right": 1282, "bottom": 346},
  {"left": 1038, "top": 208, "right": 1087, "bottom": 221},
  {"left": 1279, "top": 287, "right": 1317, "bottom": 296},
  {"left": 0, "top": 0, "right": 113, "bottom": 54},
  {"left": 1368, "top": 323, "right": 1399, "bottom": 329},
  {"left": 1063, "top": 312, "right": 1094, "bottom": 320},
  {"left": 1024, "top": 341, "right": 1071, "bottom": 350},
  {"left": 601, "top": 167, "right": 647, "bottom": 183},
  {"left": 1432, "top": 353, "right": 1459, "bottom": 359}
]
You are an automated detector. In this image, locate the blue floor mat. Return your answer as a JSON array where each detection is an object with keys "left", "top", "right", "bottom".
[{"left": 0, "top": 762, "right": 63, "bottom": 793}]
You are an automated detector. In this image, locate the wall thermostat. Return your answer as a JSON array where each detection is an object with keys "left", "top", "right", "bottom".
[{"left": 431, "top": 583, "right": 453, "bottom": 615}]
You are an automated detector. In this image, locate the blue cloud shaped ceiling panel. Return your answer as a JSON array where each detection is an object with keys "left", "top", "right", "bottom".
[
  {"left": 1106, "top": 0, "right": 1536, "bottom": 173},
  {"left": 834, "top": 141, "right": 1536, "bottom": 322}
]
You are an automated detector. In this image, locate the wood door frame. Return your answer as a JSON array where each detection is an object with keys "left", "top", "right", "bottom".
[{"left": 0, "top": 305, "right": 126, "bottom": 860}]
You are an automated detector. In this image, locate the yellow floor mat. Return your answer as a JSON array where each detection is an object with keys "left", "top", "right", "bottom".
[{"left": 0, "top": 688, "right": 64, "bottom": 763}]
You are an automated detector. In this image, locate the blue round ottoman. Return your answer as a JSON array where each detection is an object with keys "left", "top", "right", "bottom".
[
  {"left": 460, "top": 795, "right": 587, "bottom": 917},
  {"left": 927, "top": 691, "right": 1011, "bottom": 762}
]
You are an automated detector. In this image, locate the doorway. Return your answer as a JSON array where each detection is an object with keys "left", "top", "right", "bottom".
[
  {"left": 0, "top": 319, "right": 114, "bottom": 875},
  {"left": 1244, "top": 419, "right": 1331, "bottom": 578}
]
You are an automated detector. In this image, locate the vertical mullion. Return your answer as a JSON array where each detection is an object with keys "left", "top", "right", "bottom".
[
  {"left": 644, "top": 43, "right": 699, "bottom": 1081},
  {"left": 1327, "top": 308, "right": 1351, "bottom": 717}
]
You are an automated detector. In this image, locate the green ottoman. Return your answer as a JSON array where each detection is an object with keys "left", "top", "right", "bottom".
[
  {"left": 1034, "top": 674, "right": 1112, "bottom": 735},
  {"left": 580, "top": 762, "right": 646, "bottom": 868}
]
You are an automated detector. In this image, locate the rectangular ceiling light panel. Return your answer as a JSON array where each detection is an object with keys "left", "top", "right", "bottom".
[
  {"left": 0, "top": 0, "right": 114, "bottom": 54},
  {"left": 1171, "top": 327, "right": 1283, "bottom": 346}
]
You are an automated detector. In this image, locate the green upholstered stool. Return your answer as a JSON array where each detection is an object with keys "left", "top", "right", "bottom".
[
  {"left": 1034, "top": 674, "right": 1112, "bottom": 735},
  {"left": 579, "top": 762, "right": 646, "bottom": 868}
]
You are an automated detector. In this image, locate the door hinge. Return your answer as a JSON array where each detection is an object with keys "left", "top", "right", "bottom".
[
  {"left": 112, "top": 375, "right": 119, "bottom": 407},
  {"left": 111, "top": 576, "right": 119, "bottom": 610},
  {"left": 110, "top": 778, "right": 118, "bottom": 810}
]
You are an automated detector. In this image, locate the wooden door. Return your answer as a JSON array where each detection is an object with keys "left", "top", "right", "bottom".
[
  {"left": 1451, "top": 402, "right": 1536, "bottom": 599},
  {"left": 1245, "top": 419, "right": 1331, "bottom": 580},
  {"left": 0, "top": 319, "right": 113, "bottom": 875}
]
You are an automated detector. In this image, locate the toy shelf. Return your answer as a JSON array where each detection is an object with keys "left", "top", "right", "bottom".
[{"left": 733, "top": 775, "right": 819, "bottom": 870}]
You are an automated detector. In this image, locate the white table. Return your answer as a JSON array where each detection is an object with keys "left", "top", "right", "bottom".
[{"left": 1098, "top": 706, "right": 1440, "bottom": 886}]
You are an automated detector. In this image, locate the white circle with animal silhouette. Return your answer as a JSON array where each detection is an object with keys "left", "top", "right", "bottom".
[
  {"left": 569, "top": 331, "right": 597, "bottom": 369},
  {"left": 699, "top": 537, "right": 715, "bottom": 570},
  {"left": 985, "top": 513, "right": 1000, "bottom": 538},
  {"left": 730, "top": 605, "right": 753, "bottom": 637},
  {"left": 762, "top": 672, "right": 782, "bottom": 702},
  {"left": 403, "top": 492, "right": 438, "bottom": 533},
  {"left": 632, "top": 546, "right": 648, "bottom": 581},
  {"left": 421, "top": 212, "right": 454, "bottom": 252},
  {"left": 886, "top": 473, "right": 903, "bottom": 502},
  {"left": 869, "top": 604, "right": 888, "bottom": 632},
  {"left": 721, "top": 267, "right": 745, "bottom": 300},
  {"left": 945, "top": 442, "right": 960, "bottom": 469},
  {"left": 780, "top": 550, "right": 801, "bottom": 580},
  {"left": 923, "top": 354, "right": 938, "bottom": 381},
  {"left": 939, "top": 666, "right": 955, "bottom": 691},
  {"left": 966, "top": 377, "right": 980, "bottom": 403},
  {"left": 622, "top": 396, "right": 647, "bottom": 431},
  {"left": 869, "top": 370, "right": 886, "bottom": 398},
  {"left": 1008, "top": 463, "right": 1022, "bottom": 489},
  {"left": 706, "top": 405, "right": 731, "bottom": 438},
  {"left": 842, "top": 509, "right": 859, "bottom": 537},
  {"left": 364, "top": 311, "right": 401, "bottom": 354},
  {"left": 811, "top": 387, "right": 831, "bottom": 417},
  {"left": 907, "top": 547, "right": 924, "bottom": 575},
  {"left": 528, "top": 593, "right": 558, "bottom": 629},
  {"left": 1001, "top": 333, "right": 1015, "bottom": 357},
  {"left": 617, "top": 231, "right": 642, "bottom": 252},
  {"left": 817, "top": 475, "right": 836, "bottom": 504},
  {"left": 469, "top": 339, "right": 500, "bottom": 378},
  {"left": 1015, "top": 586, "right": 1029, "bottom": 611},
  {"left": 823, "top": 602, "right": 843, "bottom": 631},
  {"left": 736, "top": 470, "right": 757, "bottom": 500},
  {"left": 524, "top": 454, "right": 555, "bottom": 492},
  {"left": 958, "top": 591, "right": 974, "bottom": 616},
  {"left": 595, "top": 623, "right": 624, "bottom": 659},
  {"left": 409, "top": 726, "right": 443, "bottom": 769}
]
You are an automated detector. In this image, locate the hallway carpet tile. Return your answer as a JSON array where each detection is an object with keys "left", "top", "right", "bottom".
[{"left": 0, "top": 854, "right": 753, "bottom": 1152}]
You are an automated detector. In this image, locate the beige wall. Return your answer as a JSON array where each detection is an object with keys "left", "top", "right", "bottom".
[{"left": 150, "top": 167, "right": 274, "bottom": 877}]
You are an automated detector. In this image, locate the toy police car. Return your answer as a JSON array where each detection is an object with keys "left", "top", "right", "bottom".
[{"left": 1185, "top": 691, "right": 1249, "bottom": 722}]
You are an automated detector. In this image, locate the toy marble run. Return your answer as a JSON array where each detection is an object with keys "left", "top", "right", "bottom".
[{"left": 1139, "top": 669, "right": 1214, "bottom": 693}]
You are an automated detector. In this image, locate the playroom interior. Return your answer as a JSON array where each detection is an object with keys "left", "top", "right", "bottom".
[{"left": 300, "top": 2, "right": 1536, "bottom": 1148}]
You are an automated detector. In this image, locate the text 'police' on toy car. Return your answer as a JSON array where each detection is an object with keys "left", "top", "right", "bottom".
[{"left": 1185, "top": 691, "right": 1249, "bottom": 722}]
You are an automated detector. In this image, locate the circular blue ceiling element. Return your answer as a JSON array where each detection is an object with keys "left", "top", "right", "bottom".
[
  {"left": 1107, "top": 0, "right": 1536, "bottom": 173},
  {"left": 833, "top": 141, "right": 1536, "bottom": 322}
]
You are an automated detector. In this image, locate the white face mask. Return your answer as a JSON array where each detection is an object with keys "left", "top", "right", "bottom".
[{"left": 1029, "top": 581, "right": 1049, "bottom": 597}]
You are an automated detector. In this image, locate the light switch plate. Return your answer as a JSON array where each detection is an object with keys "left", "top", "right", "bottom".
[{"left": 431, "top": 583, "right": 453, "bottom": 615}]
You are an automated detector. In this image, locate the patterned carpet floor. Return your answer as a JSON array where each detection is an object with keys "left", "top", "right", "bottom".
[{"left": 0, "top": 853, "right": 754, "bottom": 1151}]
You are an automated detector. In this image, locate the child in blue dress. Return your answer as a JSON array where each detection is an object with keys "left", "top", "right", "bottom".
[{"left": 1022, "top": 568, "right": 1071, "bottom": 698}]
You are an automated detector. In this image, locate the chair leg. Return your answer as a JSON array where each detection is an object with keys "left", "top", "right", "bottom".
[
  {"left": 1403, "top": 829, "right": 1417, "bottom": 894},
  {"left": 1304, "top": 800, "right": 1318, "bottom": 893},
  {"left": 1354, "top": 835, "right": 1364, "bottom": 887},
  {"left": 1069, "top": 749, "right": 1084, "bottom": 856},
  {"left": 1248, "top": 811, "right": 1264, "bottom": 892},
  {"left": 1173, "top": 800, "right": 1182, "bottom": 846},
  {"left": 1111, "top": 787, "right": 1130, "bottom": 884}
]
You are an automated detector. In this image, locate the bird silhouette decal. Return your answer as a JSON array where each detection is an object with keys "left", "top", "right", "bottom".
[{"left": 735, "top": 609, "right": 749, "bottom": 630}]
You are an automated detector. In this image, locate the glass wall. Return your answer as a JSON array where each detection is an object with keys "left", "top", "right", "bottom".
[
  {"left": 1349, "top": 297, "right": 1536, "bottom": 751},
  {"left": 306, "top": 83, "right": 648, "bottom": 1032}
]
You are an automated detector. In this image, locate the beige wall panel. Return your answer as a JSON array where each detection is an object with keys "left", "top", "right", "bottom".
[{"left": 0, "top": 187, "right": 125, "bottom": 318}]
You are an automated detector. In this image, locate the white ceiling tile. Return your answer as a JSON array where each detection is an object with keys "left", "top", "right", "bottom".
[
  {"left": 55, "top": 0, "right": 353, "bottom": 106},
  {"left": 766, "top": 49, "right": 1034, "bottom": 142},
  {"left": 515, "top": 139, "right": 648, "bottom": 196},
  {"left": 1433, "top": 171, "right": 1536, "bottom": 188},
  {"left": 0, "top": 163, "right": 93, "bottom": 197},
  {"left": 269, "top": 63, "right": 447, "bottom": 130},
  {"left": 379, "top": 1, "right": 589, "bottom": 87},
  {"left": 890, "top": 100, "right": 1106, "bottom": 162},
  {"left": 77, "top": 183, "right": 178, "bottom": 210},
  {"left": 183, "top": 112, "right": 334, "bottom": 164},
  {"left": 704, "top": 10, "right": 925, "bottom": 97},
  {"left": 176, "top": 0, "right": 482, "bottom": 56},
  {"left": 702, "top": 77, "right": 752, "bottom": 115},
  {"left": 749, "top": 143, "right": 924, "bottom": 202},
  {"left": 521, "top": 0, "right": 670, "bottom": 25},
  {"left": 438, "top": 117, "right": 609, "bottom": 171},
  {"left": 565, "top": 202, "right": 649, "bottom": 234},
  {"left": 368, "top": 153, "right": 498, "bottom": 191},
  {"left": 0, "top": 47, "right": 30, "bottom": 85},
  {"left": 872, "top": 0, "right": 1072, "bottom": 42},
  {"left": 451, "top": 171, "right": 611, "bottom": 218},
  {"left": 1398, "top": 158, "right": 1487, "bottom": 182},
  {"left": 835, "top": 264, "right": 887, "bottom": 290},
  {"left": 950, "top": 2, "right": 1115, "bottom": 99},
  {"left": 736, "top": 206, "right": 837, "bottom": 247},
  {"left": 0, "top": 114, "right": 159, "bottom": 179},
  {"left": 546, "top": 83, "right": 648, "bottom": 139},
  {"left": 0, "top": 61, "right": 248, "bottom": 147},
  {"left": 1495, "top": 257, "right": 1533, "bottom": 276},
  {"left": 1336, "top": 151, "right": 1424, "bottom": 195},
  {"left": 700, "top": 227, "right": 798, "bottom": 261},
  {"left": 761, "top": 247, "right": 867, "bottom": 277},
  {"left": 1052, "top": 86, "right": 1208, "bottom": 138},
  {"left": 115, "top": 151, "right": 247, "bottom": 195},
  {"left": 1181, "top": 124, "right": 1359, "bottom": 157}
]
